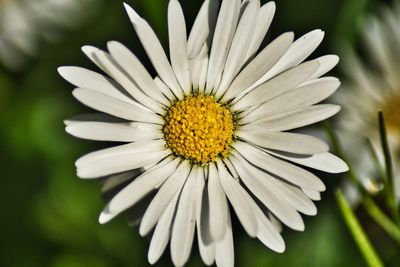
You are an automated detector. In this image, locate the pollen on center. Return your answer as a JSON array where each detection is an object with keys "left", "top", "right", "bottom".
[{"left": 163, "top": 94, "right": 234, "bottom": 164}]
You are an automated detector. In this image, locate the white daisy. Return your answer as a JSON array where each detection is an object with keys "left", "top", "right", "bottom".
[
  {"left": 0, "top": 0, "right": 93, "bottom": 70},
  {"left": 59, "top": 0, "right": 348, "bottom": 266},
  {"left": 338, "top": 2, "right": 400, "bottom": 201}
]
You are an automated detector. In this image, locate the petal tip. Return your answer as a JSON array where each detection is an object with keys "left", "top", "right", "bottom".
[
  {"left": 99, "top": 210, "right": 114, "bottom": 224},
  {"left": 123, "top": 3, "right": 140, "bottom": 23},
  {"left": 81, "top": 45, "right": 98, "bottom": 57},
  {"left": 57, "top": 66, "right": 67, "bottom": 76},
  {"left": 266, "top": 1, "right": 276, "bottom": 10},
  {"left": 274, "top": 241, "right": 286, "bottom": 253},
  {"left": 147, "top": 254, "right": 157, "bottom": 265},
  {"left": 65, "top": 125, "right": 73, "bottom": 134},
  {"left": 338, "top": 161, "right": 350, "bottom": 173}
]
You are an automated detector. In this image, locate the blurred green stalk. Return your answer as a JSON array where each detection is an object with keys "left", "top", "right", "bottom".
[
  {"left": 335, "top": 189, "right": 384, "bottom": 267},
  {"left": 325, "top": 122, "right": 400, "bottom": 245},
  {"left": 362, "top": 197, "right": 400, "bottom": 245},
  {"left": 365, "top": 138, "right": 385, "bottom": 181},
  {"left": 378, "top": 111, "right": 400, "bottom": 225}
]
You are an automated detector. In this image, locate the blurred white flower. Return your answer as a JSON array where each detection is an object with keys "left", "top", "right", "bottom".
[
  {"left": 59, "top": 0, "right": 348, "bottom": 266},
  {"left": 0, "top": 0, "right": 94, "bottom": 70},
  {"left": 338, "top": 1, "right": 400, "bottom": 202}
]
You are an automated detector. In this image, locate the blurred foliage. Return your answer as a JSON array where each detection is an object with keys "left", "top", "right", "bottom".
[{"left": 0, "top": 0, "right": 399, "bottom": 266}]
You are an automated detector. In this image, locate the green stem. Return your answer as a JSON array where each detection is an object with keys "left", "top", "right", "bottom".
[
  {"left": 362, "top": 196, "right": 400, "bottom": 245},
  {"left": 365, "top": 138, "right": 385, "bottom": 181},
  {"left": 378, "top": 112, "right": 400, "bottom": 225},
  {"left": 325, "top": 122, "right": 400, "bottom": 244},
  {"left": 336, "top": 190, "right": 385, "bottom": 267}
]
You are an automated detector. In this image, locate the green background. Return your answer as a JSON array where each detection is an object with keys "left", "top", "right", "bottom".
[{"left": 0, "top": 0, "right": 399, "bottom": 266}]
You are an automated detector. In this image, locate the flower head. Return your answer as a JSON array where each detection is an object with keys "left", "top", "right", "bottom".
[
  {"left": 0, "top": 0, "right": 93, "bottom": 70},
  {"left": 59, "top": 0, "right": 348, "bottom": 266},
  {"left": 338, "top": 1, "right": 400, "bottom": 201}
]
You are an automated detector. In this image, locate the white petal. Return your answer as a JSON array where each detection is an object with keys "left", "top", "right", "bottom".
[
  {"left": 78, "top": 149, "right": 169, "bottom": 179},
  {"left": 215, "top": 0, "right": 259, "bottom": 97},
  {"left": 206, "top": 0, "right": 241, "bottom": 92},
  {"left": 241, "top": 104, "right": 341, "bottom": 132},
  {"left": 267, "top": 150, "right": 349, "bottom": 173},
  {"left": 224, "top": 157, "right": 285, "bottom": 252},
  {"left": 98, "top": 209, "right": 117, "bottom": 224},
  {"left": 58, "top": 66, "right": 136, "bottom": 104},
  {"left": 130, "top": 121, "right": 163, "bottom": 131},
  {"left": 76, "top": 137, "right": 165, "bottom": 166},
  {"left": 268, "top": 212, "right": 283, "bottom": 233},
  {"left": 107, "top": 41, "right": 170, "bottom": 106},
  {"left": 148, "top": 188, "right": 180, "bottom": 264},
  {"left": 81, "top": 45, "right": 163, "bottom": 113},
  {"left": 103, "top": 158, "right": 180, "bottom": 217},
  {"left": 139, "top": 161, "right": 191, "bottom": 236},
  {"left": 270, "top": 178, "right": 317, "bottom": 216},
  {"left": 231, "top": 148, "right": 319, "bottom": 216},
  {"left": 243, "top": 1, "right": 276, "bottom": 63},
  {"left": 364, "top": 17, "right": 396, "bottom": 84},
  {"left": 217, "top": 159, "right": 257, "bottom": 237},
  {"left": 302, "top": 188, "right": 321, "bottom": 201},
  {"left": 187, "top": 0, "right": 219, "bottom": 58},
  {"left": 230, "top": 177, "right": 285, "bottom": 252},
  {"left": 236, "top": 131, "right": 329, "bottom": 155},
  {"left": 198, "top": 56, "right": 209, "bottom": 94},
  {"left": 99, "top": 161, "right": 170, "bottom": 224},
  {"left": 76, "top": 140, "right": 168, "bottom": 178},
  {"left": 221, "top": 32, "right": 293, "bottom": 101},
  {"left": 224, "top": 158, "right": 239, "bottom": 180},
  {"left": 168, "top": 0, "right": 191, "bottom": 94},
  {"left": 253, "top": 205, "right": 285, "bottom": 252},
  {"left": 123, "top": 3, "right": 140, "bottom": 23},
  {"left": 239, "top": 77, "right": 340, "bottom": 123},
  {"left": 101, "top": 169, "right": 142, "bottom": 194},
  {"left": 205, "top": 71, "right": 222, "bottom": 95},
  {"left": 231, "top": 151, "right": 305, "bottom": 231},
  {"left": 171, "top": 166, "right": 198, "bottom": 266},
  {"left": 154, "top": 77, "right": 176, "bottom": 102},
  {"left": 196, "top": 167, "right": 215, "bottom": 266},
  {"left": 232, "top": 60, "right": 320, "bottom": 111},
  {"left": 309, "top": 55, "right": 339, "bottom": 80},
  {"left": 208, "top": 163, "right": 229, "bottom": 242},
  {"left": 342, "top": 48, "right": 383, "bottom": 101},
  {"left": 72, "top": 88, "right": 163, "bottom": 124},
  {"left": 66, "top": 121, "right": 162, "bottom": 142},
  {"left": 125, "top": 4, "right": 184, "bottom": 99},
  {"left": 92, "top": 49, "right": 165, "bottom": 114},
  {"left": 232, "top": 141, "right": 326, "bottom": 191},
  {"left": 190, "top": 58, "right": 203, "bottom": 91},
  {"left": 190, "top": 44, "right": 209, "bottom": 91},
  {"left": 64, "top": 113, "right": 124, "bottom": 126},
  {"left": 215, "top": 210, "right": 234, "bottom": 267},
  {"left": 81, "top": 45, "right": 109, "bottom": 73},
  {"left": 250, "top": 29, "right": 325, "bottom": 89},
  {"left": 383, "top": 6, "right": 400, "bottom": 48}
]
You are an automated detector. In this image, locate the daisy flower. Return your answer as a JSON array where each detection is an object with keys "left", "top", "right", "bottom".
[
  {"left": 0, "top": 0, "right": 93, "bottom": 70},
  {"left": 59, "top": 0, "right": 348, "bottom": 266},
  {"left": 338, "top": 2, "right": 400, "bottom": 201}
]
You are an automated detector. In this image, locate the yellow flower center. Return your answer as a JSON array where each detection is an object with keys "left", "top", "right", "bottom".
[
  {"left": 382, "top": 94, "right": 400, "bottom": 139},
  {"left": 163, "top": 94, "right": 234, "bottom": 164}
]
